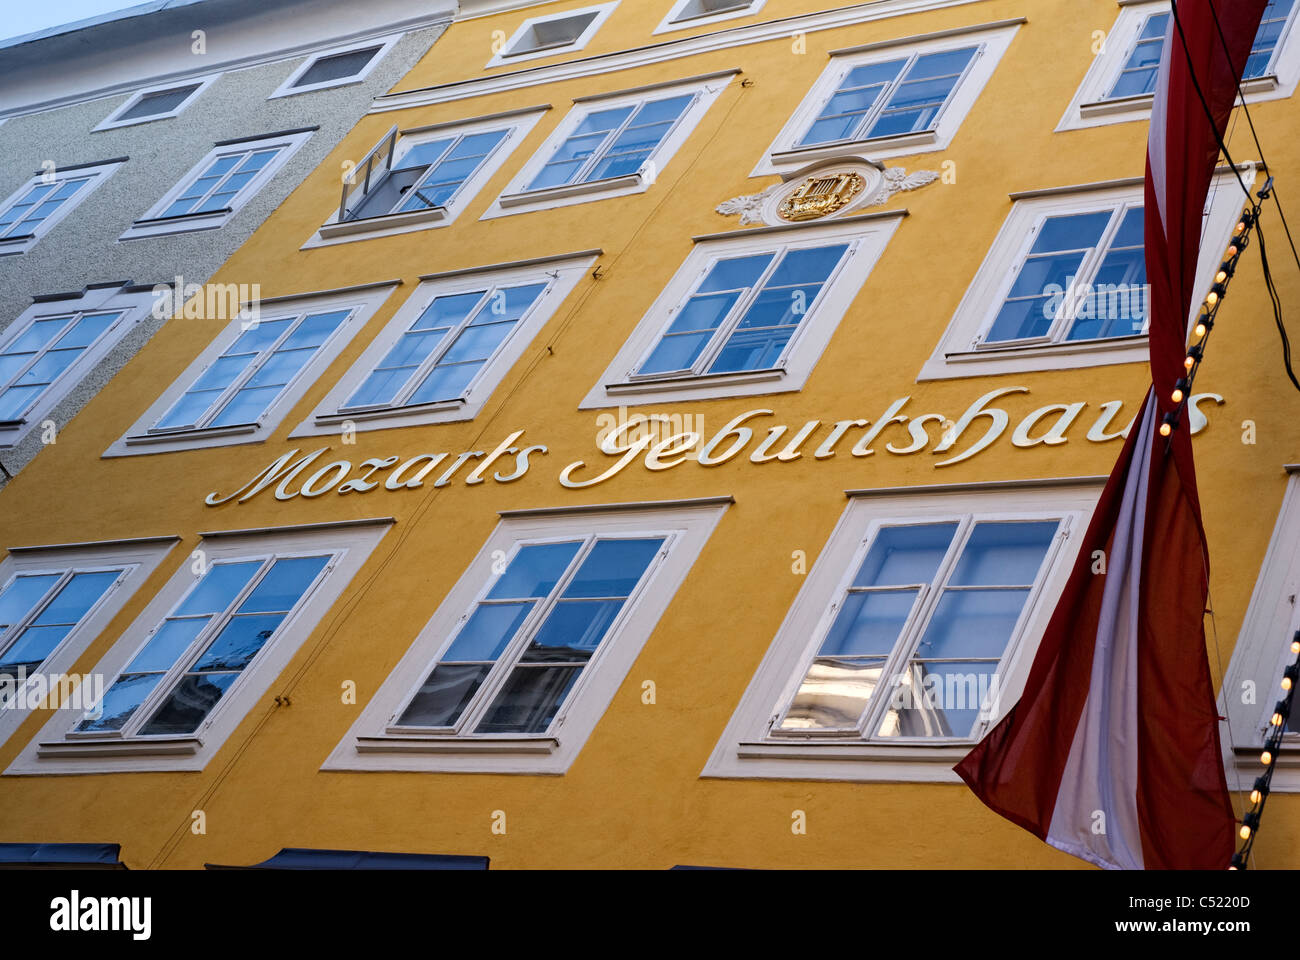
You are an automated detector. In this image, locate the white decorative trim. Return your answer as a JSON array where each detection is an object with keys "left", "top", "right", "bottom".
[
  {"left": 1057, "top": 0, "right": 1300, "bottom": 132},
  {"left": 580, "top": 212, "right": 903, "bottom": 409},
  {"left": 105, "top": 283, "right": 400, "bottom": 458},
  {"left": 120, "top": 130, "right": 314, "bottom": 240},
  {"left": 752, "top": 18, "right": 1021, "bottom": 177},
  {"left": 1222, "top": 470, "right": 1300, "bottom": 792},
  {"left": 93, "top": 75, "right": 219, "bottom": 131},
  {"left": 654, "top": 0, "right": 768, "bottom": 35},
  {"left": 703, "top": 481, "right": 1101, "bottom": 783},
  {"left": 301, "top": 109, "right": 545, "bottom": 249},
  {"left": 290, "top": 252, "right": 596, "bottom": 438},
  {"left": 917, "top": 167, "right": 1255, "bottom": 381},
  {"left": 0, "top": 159, "right": 124, "bottom": 257},
  {"left": 0, "top": 284, "right": 156, "bottom": 451},
  {"left": 323, "top": 501, "right": 728, "bottom": 775},
  {"left": 480, "top": 73, "right": 732, "bottom": 219},
  {"left": 369, "top": 0, "right": 993, "bottom": 113},
  {"left": 717, "top": 162, "right": 937, "bottom": 226},
  {"left": 269, "top": 35, "right": 401, "bottom": 99},
  {"left": 0, "top": 537, "right": 179, "bottom": 752},
  {"left": 6, "top": 521, "right": 393, "bottom": 776},
  {"left": 485, "top": 2, "right": 618, "bottom": 68}
]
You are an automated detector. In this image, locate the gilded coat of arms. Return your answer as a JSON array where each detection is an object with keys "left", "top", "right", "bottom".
[{"left": 776, "top": 172, "right": 867, "bottom": 222}]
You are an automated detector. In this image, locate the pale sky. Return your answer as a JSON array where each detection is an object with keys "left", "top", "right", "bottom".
[{"left": 0, "top": 0, "right": 154, "bottom": 43}]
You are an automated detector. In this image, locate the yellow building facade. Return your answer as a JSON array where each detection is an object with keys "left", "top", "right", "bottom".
[{"left": 2, "top": 0, "right": 1299, "bottom": 869}]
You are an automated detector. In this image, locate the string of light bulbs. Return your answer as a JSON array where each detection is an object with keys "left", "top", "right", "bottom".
[
  {"left": 1231, "top": 629, "right": 1300, "bottom": 869},
  {"left": 1160, "top": 184, "right": 1269, "bottom": 440}
]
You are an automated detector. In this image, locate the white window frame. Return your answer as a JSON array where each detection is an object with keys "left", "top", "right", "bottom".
[
  {"left": 6, "top": 520, "right": 392, "bottom": 775},
  {"left": 269, "top": 35, "right": 400, "bottom": 99},
  {"left": 485, "top": 3, "right": 618, "bottom": 68},
  {"left": 305, "top": 108, "right": 546, "bottom": 248},
  {"left": 0, "top": 159, "right": 124, "bottom": 256},
  {"left": 704, "top": 481, "right": 1100, "bottom": 783},
  {"left": 581, "top": 212, "right": 902, "bottom": 409},
  {"left": 324, "top": 499, "right": 728, "bottom": 775},
  {"left": 755, "top": 20, "right": 1021, "bottom": 178},
  {"left": 0, "top": 284, "right": 156, "bottom": 450},
  {"left": 920, "top": 167, "right": 1255, "bottom": 381},
  {"left": 0, "top": 537, "right": 178, "bottom": 752},
  {"left": 1059, "top": 0, "right": 1300, "bottom": 131},
  {"left": 1222, "top": 467, "right": 1300, "bottom": 792},
  {"left": 93, "top": 75, "right": 219, "bottom": 131},
  {"left": 120, "top": 129, "right": 313, "bottom": 240},
  {"left": 484, "top": 71, "right": 734, "bottom": 218},
  {"left": 293, "top": 253, "right": 596, "bottom": 438},
  {"left": 654, "top": 0, "right": 768, "bottom": 35},
  {"left": 105, "top": 283, "right": 399, "bottom": 458}
]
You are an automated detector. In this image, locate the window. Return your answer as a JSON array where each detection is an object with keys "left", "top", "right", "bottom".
[
  {"left": 756, "top": 21, "right": 1020, "bottom": 176},
  {"left": 1223, "top": 467, "right": 1300, "bottom": 792},
  {"left": 656, "top": 0, "right": 766, "bottom": 33},
  {"left": 293, "top": 253, "right": 593, "bottom": 436},
  {"left": 0, "top": 537, "right": 176, "bottom": 752},
  {"left": 704, "top": 482, "right": 1098, "bottom": 783},
  {"left": 1061, "top": 1, "right": 1300, "bottom": 129},
  {"left": 324, "top": 500, "right": 727, "bottom": 775},
  {"left": 94, "top": 76, "right": 217, "bottom": 131},
  {"left": 270, "top": 36, "right": 398, "bottom": 98},
  {"left": 0, "top": 284, "right": 154, "bottom": 450},
  {"left": 0, "top": 159, "right": 123, "bottom": 256},
  {"left": 920, "top": 170, "right": 1253, "bottom": 381},
  {"left": 121, "top": 129, "right": 313, "bottom": 239},
  {"left": 488, "top": 73, "right": 732, "bottom": 216},
  {"left": 9, "top": 521, "right": 390, "bottom": 774},
  {"left": 311, "top": 111, "right": 542, "bottom": 246},
  {"left": 581, "top": 213, "right": 900, "bottom": 409},
  {"left": 108, "top": 283, "right": 396, "bottom": 457},
  {"left": 799, "top": 46, "right": 978, "bottom": 148},
  {"left": 485, "top": 4, "right": 617, "bottom": 68}
]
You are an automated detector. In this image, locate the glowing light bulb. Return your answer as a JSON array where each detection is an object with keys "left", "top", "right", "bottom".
[
  {"left": 1250, "top": 789, "right": 1263, "bottom": 804},
  {"left": 1236, "top": 221, "right": 1247, "bottom": 235},
  {"left": 1284, "top": 676, "right": 1293, "bottom": 691},
  {"left": 1227, "top": 245, "right": 1239, "bottom": 258},
  {"left": 1240, "top": 824, "right": 1252, "bottom": 839},
  {"left": 1262, "top": 750, "right": 1273, "bottom": 765},
  {"left": 1291, "top": 640, "right": 1299, "bottom": 654},
  {"left": 1172, "top": 389, "right": 1184, "bottom": 404},
  {"left": 1207, "top": 291, "right": 1219, "bottom": 307},
  {"left": 1159, "top": 422, "right": 1172, "bottom": 437},
  {"left": 1185, "top": 355, "right": 1196, "bottom": 371},
  {"left": 1195, "top": 323, "right": 1207, "bottom": 338},
  {"left": 1216, "top": 270, "right": 1228, "bottom": 284},
  {"left": 1273, "top": 712, "right": 1285, "bottom": 727}
]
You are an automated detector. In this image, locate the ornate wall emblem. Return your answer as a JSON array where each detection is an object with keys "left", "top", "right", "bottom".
[
  {"left": 777, "top": 172, "right": 866, "bottom": 222},
  {"left": 717, "top": 163, "right": 939, "bottom": 227}
]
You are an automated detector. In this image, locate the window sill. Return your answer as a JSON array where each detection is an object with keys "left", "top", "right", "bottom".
[
  {"left": 318, "top": 205, "right": 447, "bottom": 241},
  {"left": 37, "top": 736, "right": 201, "bottom": 759},
  {"left": 607, "top": 367, "right": 784, "bottom": 395},
  {"left": 125, "top": 422, "right": 260, "bottom": 447},
  {"left": 737, "top": 740, "right": 971, "bottom": 762},
  {"left": 948, "top": 333, "right": 1147, "bottom": 362},
  {"left": 0, "top": 234, "right": 36, "bottom": 256},
  {"left": 355, "top": 735, "right": 559, "bottom": 756},
  {"left": 1079, "top": 75, "right": 1277, "bottom": 120},
  {"left": 770, "top": 130, "right": 939, "bottom": 167},
  {"left": 498, "top": 172, "right": 642, "bottom": 209},
  {"left": 315, "top": 399, "right": 464, "bottom": 428},
  {"left": 119, "top": 207, "right": 234, "bottom": 240}
]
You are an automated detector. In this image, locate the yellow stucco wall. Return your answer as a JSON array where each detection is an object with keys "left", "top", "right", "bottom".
[{"left": 0, "top": 0, "right": 1296, "bottom": 868}]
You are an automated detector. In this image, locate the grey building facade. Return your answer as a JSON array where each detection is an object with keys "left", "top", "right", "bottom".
[{"left": 0, "top": 0, "right": 456, "bottom": 485}]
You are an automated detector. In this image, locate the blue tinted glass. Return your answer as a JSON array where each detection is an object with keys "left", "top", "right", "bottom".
[
  {"left": 237, "top": 556, "right": 329, "bottom": 613},
  {"left": 32, "top": 571, "right": 121, "bottom": 624},
  {"left": 443, "top": 602, "right": 535, "bottom": 662},
  {"left": 192, "top": 614, "right": 285, "bottom": 671},
  {"left": 819, "top": 590, "right": 918, "bottom": 657},
  {"left": 697, "top": 254, "right": 773, "bottom": 292},
  {"left": 125, "top": 618, "right": 208, "bottom": 673},
  {"left": 175, "top": 562, "right": 262, "bottom": 617},
  {"left": 488, "top": 542, "right": 583, "bottom": 599},
  {"left": 854, "top": 524, "right": 958, "bottom": 586},
  {"left": 562, "top": 539, "right": 664, "bottom": 598},
  {"left": 0, "top": 575, "right": 60, "bottom": 629},
  {"left": 1031, "top": 212, "right": 1112, "bottom": 253},
  {"left": 949, "top": 522, "right": 1057, "bottom": 586}
]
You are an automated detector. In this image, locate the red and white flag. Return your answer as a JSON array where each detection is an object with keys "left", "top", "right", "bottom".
[{"left": 955, "top": 0, "right": 1267, "bottom": 870}]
